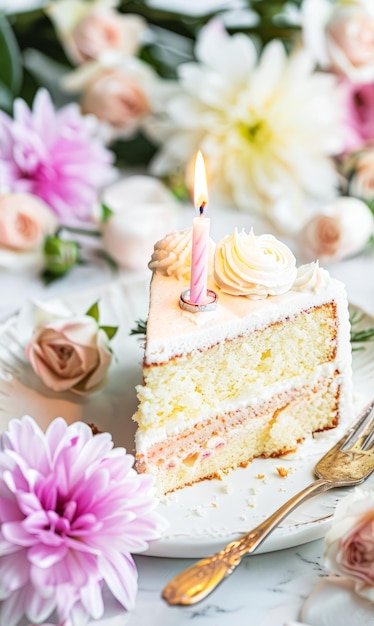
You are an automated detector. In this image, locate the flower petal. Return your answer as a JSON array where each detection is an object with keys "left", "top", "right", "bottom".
[
  {"left": 28, "top": 543, "right": 68, "bottom": 568},
  {"left": 98, "top": 551, "right": 137, "bottom": 611}
]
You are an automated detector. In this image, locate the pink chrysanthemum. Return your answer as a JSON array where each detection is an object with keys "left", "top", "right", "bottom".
[
  {"left": 0, "top": 89, "right": 115, "bottom": 224},
  {"left": 0, "top": 416, "right": 166, "bottom": 626}
]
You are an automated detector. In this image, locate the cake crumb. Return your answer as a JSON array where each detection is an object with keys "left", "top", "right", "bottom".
[
  {"left": 211, "top": 502, "right": 217, "bottom": 508},
  {"left": 189, "top": 505, "right": 207, "bottom": 518},
  {"left": 256, "top": 474, "right": 265, "bottom": 480},
  {"left": 276, "top": 466, "right": 292, "bottom": 478},
  {"left": 158, "top": 493, "right": 177, "bottom": 506},
  {"left": 279, "top": 487, "right": 286, "bottom": 492},
  {"left": 216, "top": 470, "right": 232, "bottom": 493},
  {"left": 248, "top": 487, "right": 258, "bottom": 495}
]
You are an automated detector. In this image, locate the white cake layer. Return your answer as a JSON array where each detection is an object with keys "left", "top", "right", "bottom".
[
  {"left": 135, "top": 364, "right": 351, "bottom": 453},
  {"left": 145, "top": 275, "right": 351, "bottom": 365}
]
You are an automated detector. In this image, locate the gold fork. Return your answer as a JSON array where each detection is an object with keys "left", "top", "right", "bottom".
[{"left": 162, "top": 399, "right": 374, "bottom": 606}]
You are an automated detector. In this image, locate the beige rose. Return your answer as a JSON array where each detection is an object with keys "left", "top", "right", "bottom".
[
  {"left": 299, "top": 197, "right": 373, "bottom": 263},
  {"left": 47, "top": 0, "right": 146, "bottom": 65},
  {"left": 0, "top": 193, "right": 56, "bottom": 251},
  {"left": 326, "top": 5, "right": 374, "bottom": 82},
  {"left": 324, "top": 488, "right": 374, "bottom": 602},
  {"left": 349, "top": 148, "right": 374, "bottom": 200},
  {"left": 70, "top": 10, "right": 146, "bottom": 64},
  {"left": 26, "top": 315, "right": 113, "bottom": 395},
  {"left": 80, "top": 69, "right": 149, "bottom": 133}
]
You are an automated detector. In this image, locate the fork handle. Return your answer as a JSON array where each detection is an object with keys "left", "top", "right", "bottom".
[{"left": 162, "top": 477, "right": 333, "bottom": 606}]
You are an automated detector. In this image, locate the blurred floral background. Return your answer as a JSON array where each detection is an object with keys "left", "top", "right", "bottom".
[{"left": 0, "top": 0, "right": 374, "bottom": 280}]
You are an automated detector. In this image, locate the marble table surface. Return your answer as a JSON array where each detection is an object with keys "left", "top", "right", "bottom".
[{"left": 0, "top": 204, "right": 373, "bottom": 626}]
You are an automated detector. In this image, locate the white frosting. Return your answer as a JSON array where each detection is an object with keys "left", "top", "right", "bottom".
[
  {"left": 214, "top": 229, "right": 297, "bottom": 298},
  {"left": 149, "top": 228, "right": 215, "bottom": 280},
  {"left": 293, "top": 261, "right": 332, "bottom": 292}
]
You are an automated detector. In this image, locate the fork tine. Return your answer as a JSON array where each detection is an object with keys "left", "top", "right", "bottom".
[
  {"left": 341, "top": 399, "right": 374, "bottom": 451},
  {"left": 362, "top": 429, "right": 374, "bottom": 451}
]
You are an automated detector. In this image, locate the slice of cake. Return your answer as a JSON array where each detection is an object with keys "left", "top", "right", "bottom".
[{"left": 133, "top": 228, "right": 353, "bottom": 494}]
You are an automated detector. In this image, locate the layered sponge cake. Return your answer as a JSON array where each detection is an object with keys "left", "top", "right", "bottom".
[{"left": 133, "top": 228, "right": 353, "bottom": 494}]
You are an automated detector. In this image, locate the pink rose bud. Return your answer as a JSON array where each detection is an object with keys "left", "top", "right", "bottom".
[
  {"left": 81, "top": 69, "right": 150, "bottom": 133},
  {"left": 324, "top": 488, "right": 374, "bottom": 602},
  {"left": 0, "top": 193, "right": 56, "bottom": 251},
  {"left": 299, "top": 197, "right": 373, "bottom": 263},
  {"left": 349, "top": 147, "right": 374, "bottom": 200},
  {"left": 47, "top": 1, "right": 147, "bottom": 66},
  {"left": 70, "top": 10, "right": 146, "bottom": 64}
]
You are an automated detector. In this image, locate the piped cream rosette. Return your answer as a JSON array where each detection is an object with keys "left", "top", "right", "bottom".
[
  {"left": 149, "top": 228, "right": 215, "bottom": 280},
  {"left": 214, "top": 228, "right": 298, "bottom": 299},
  {"left": 149, "top": 226, "right": 331, "bottom": 298},
  {"left": 294, "top": 260, "right": 331, "bottom": 292}
]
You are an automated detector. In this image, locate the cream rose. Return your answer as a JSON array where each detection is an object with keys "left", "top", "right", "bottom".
[
  {"left": 302, "top": 0, "right": 374, "bottom": 82},
  {"left": 100, "top": 175, "right": 179, "bottom": 270},
  {"left": 324, "top": 488, "right": 374, "bottom": 602},
  {"left": 25, "top": 302, "right": 114, "bottom": 395},
  {"left": 0, "top": 193, "right": 56, "bottom": 251},
  {"left": 326, "top": 5, "right": 374, "bottom": 82},
  {"left": 47, "top": 0, "right": 146, "bottom": 65},
  {"left": 299, "top": 197, "right": 374, "bottom": 263}
]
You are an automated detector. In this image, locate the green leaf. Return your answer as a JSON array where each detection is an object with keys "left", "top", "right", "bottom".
[
  {"left": 112, "top": 132, "right": 157, "bottom": 168},
  {"left": 86, "top": 301, "right": 100, "bottom": 323},
  {"left": 365, "top": 198, "right": 374, "bottom": 218},
  {"left": 0, "top": 81, "right": 13, "bottom": 112},
  {"left": 350, "top": 311, "right": 374, "bottom": 348},
  {"left": 100, "top": 325, "right": 118, "bottom": 341},
  {"left": 0, "top": 14, "right": 23, "bottom": 95},
  {"left": 101, "top": 203, "right": 114, "bottom": 223},
  {"left": 130, "top": 318, "right": 147, "bottom": 336}
]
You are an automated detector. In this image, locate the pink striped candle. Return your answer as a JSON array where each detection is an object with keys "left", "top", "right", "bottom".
[{"left": 190, "top": 151, "right": 210, "bottom": 304}]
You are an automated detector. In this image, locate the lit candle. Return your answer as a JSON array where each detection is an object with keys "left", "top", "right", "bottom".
[{"left": 190, "top": 151, "right": 210, "bottom": 304}]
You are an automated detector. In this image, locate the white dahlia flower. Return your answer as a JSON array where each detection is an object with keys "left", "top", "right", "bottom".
[{"left": 147, "top": 20, "right": 345, "bottom": 232}]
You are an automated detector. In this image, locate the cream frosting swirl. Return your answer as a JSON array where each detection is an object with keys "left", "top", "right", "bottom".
[
  {"left": 214, "top": 229, "right": 297, "bottom": 299},
  {"left": 149, "top": 228, "right": 215, "bottom": 280},
  {"left": 293, "top": 261, "right": 331, "bottom": 292}
]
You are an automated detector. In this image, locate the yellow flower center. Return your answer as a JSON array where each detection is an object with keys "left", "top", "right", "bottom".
[{"left": 239, "top": 119, "right": 273, "bottom": 150}]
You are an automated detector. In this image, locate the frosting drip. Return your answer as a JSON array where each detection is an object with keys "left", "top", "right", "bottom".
[
  {"left": 149, "top": 228, "right": 215, "bottom": 280},
  {"left": 214, "top": 229, "right": 297, "bottom": 299}
]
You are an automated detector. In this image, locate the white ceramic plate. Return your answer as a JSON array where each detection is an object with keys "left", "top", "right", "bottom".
[{"left": 0, "top": 277, "right": 373, "bottom": 559}]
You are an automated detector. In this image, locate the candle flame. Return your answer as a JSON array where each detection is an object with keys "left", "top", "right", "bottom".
[{"left": 194, "top": 151, "right": 208, "bottom": 213}]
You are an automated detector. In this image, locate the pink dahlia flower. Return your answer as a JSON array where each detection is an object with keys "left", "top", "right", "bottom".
[
  {"left": 0, "top": 89, "right": 115, "bottom": 224},
  {"left": 0, "top": 416, "right": 166, "bottom": 626}
]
